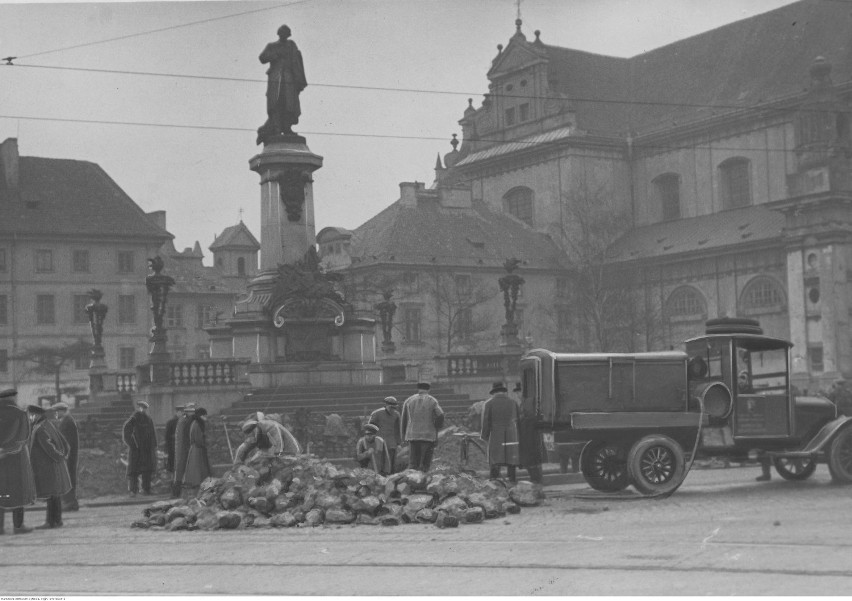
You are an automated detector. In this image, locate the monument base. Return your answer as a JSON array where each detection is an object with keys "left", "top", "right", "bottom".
[{"left": 247, "top": 361, "right": 383, "bottom": 388}]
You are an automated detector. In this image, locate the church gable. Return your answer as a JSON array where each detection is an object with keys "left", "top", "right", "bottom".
[{"left": 487, "top": 42, "right": 546, "bottom": 80}]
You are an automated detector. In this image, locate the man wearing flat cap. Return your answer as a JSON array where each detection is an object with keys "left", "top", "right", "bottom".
[
  {"left": 51, "top": 402, "right": 80, "bottom": 511},
  {"left": 401, "top": 382, "right": 444, "bottom": 472},
  {"left": 0, "top": 389, "right": 36, "bottom": 534},
  {"left": 355, "top": 423, "right": 392, "bottom": 475},
  {"left": 122, "top": 400, "right": 158, "bottom": 496},
  {"left": 481, "top": 382, "right": 520, "bottom": 482},
  {"left": 369, "top": 396, "right": 401, "bottom": 473},
  {"left": 28, "top": 404, "right": 71, "bottom": 528}
]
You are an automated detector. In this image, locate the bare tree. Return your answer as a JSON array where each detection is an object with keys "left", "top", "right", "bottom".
[
  {"left": 422, "top": 269, "right": 498, "bottom": 353},
  {"left": 12, "top": 339, "right": 92, "bottom": 404}
]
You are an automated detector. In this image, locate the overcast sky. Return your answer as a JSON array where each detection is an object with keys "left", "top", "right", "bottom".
[{"left": 0, "top": 0, "right": 796, "bottom": 260}]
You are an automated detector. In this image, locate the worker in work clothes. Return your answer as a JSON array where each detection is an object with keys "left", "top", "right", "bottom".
[{"left": 480, "top": 381, "right": 520, "bottom": 482}]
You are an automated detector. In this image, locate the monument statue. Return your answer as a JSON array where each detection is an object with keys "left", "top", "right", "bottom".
[
  {"left": 498, "top": 257, "right": 525, "bottom": 325},
  {"left": 376, "top": 290, "right": 397, "bottom": 352},
  {"left": 257, "top": 24, "right": 307, "bottom": 144}
]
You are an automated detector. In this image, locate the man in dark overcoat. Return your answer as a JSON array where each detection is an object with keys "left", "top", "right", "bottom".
[
  {"left": 480, "top": 382, "right": 520, "bottom": 482},
  {"left": 52, "top": 402, "right": 80, "bottom": 511},
  {"left": 0, "top": 389, "right": 36, "bottom": 534},
  {"left": 164, "top": 405, "right": 183, "bottom": 473},
  {"left": 369, "top": 396, "right": 401, "bottom": 473},
  {"left": 122, "top": 400, "right": 158, "bottom": 496},
  {"left": 28, "top": 404, "right": 71, "bottom": 529},
  {"left": 515, "top": 382, "right": 545, "bottom": 484},
  {"left": 401, "top": 382, "right": 445, "bottom": 472},
  {"left": 171, "top": 403, "right": 195, "bottom": 498}
]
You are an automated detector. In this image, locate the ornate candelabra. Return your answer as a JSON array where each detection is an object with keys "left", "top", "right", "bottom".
[
  {"left": 145, "top": 256, "right": 175, "bottom": 380},
  {"left": 498, "top": 257, "right": 525, "bottom": 349},
  {"left": 375, "top": 290, "right": 397, "bottom": 354}
]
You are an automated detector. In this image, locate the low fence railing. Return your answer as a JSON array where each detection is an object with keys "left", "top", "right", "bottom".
[{"left": 136, "top": 359, "right": 250, "bottom": 388}]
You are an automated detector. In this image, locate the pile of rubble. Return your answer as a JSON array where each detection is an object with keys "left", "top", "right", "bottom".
[{"left": 131, "top": 455, "right": 542, "bottom": 531}]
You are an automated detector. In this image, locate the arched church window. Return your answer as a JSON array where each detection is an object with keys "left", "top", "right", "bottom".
[
  {"left": 503, "top": 187, "right": 534, "bottom": 226},
  {"left": 666, "top": 286, "right": 706, "bottom": 320},
  {"left": 741, "top": 276, "right": 786, "bottom": 313},
  {"left": 653, "top": 173, "right": 681, "bottom": 221},
  {"left": 719, "top": 157, "right": 752, "bottom": 209}
]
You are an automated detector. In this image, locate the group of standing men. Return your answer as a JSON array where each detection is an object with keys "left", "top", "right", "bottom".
[
  {"left": 0, "top": 389, "right": 78, "bottom": 534},
  {"left": 156, "top": 402, "right": 211, "bottom": 498}
]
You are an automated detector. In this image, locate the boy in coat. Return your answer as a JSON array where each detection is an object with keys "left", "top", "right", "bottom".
[
  {"left": 122, "top": 400, "right": 158, "bottom": 496},
  {"left": 52, "top": 402, "right": 80, "bottom": 511},
  {"left": 480, "top": 382, "right": 520, "bottom": 482},
  {"left": 28, "top": 404, "right": 71, "bottom": 529},
  {"left": 0, "top": 389, "right": 36, "bottom": 534},
  {"left": 355, "top": 424, "right": 392, "bottom": 475}
]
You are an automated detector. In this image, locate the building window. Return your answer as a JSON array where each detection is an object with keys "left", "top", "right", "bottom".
[
  {"left": 72, "top": 250, "right": 90, "bottom": 273},
  {"left": 118, "top": 347, "right": 136, "bottom": 370},
  {"left": 73, "top": 294, "right": 90, "bottom": 324},
  {"left": 0, "top": 294, "right": 6, "bottom": 326},
  {"left": 197, "top": 345, "right": 210, "bottom": 360},
  {"left": 35, "top": 250, "right": 54, "bottom": 273},
  {"left": 117, "top": 251, "right": 134, "bottom": 274},
  {"left": 73, "top": 354, "right": 89, "bottom": 371},
  {"left": 197, "top": 305, "right": 216, "bottom": 328},
  {"left": 741, "top": 277, "right": 785, "bottom": 313},
  {"left": 654, "top": 173, "right": 681, "bottom": 221},
  {"left": 505, "top": 107, "right": 516, "bottom": 127},
  {"left": 403, "top": 307, "right": 422, "bottom": 343},
  {"left": 504, "top": 187, "right": 534, "bottom": 226},
  {"left": 118, "top": 294, "right": 137, "bottom": 325},
  {"left": 166, "top": 304, "right": 184, "bottom": 328},
  {"left": 455, "top": 274, "right": 471, "bottom": 297},
  {"left": 809, "top": 346, "right": 824, "bottom": 373},
  {"left": 719, "top": 157, "right": 752, "bottom": 209},
  {"left": 455, "top": 308, "right": 473, "bottom": 339},
  {"left": 401, "top": 271, "right": 419, "bottom": 293},
  {"left": 519, "top": 103, "right": 530, "bottom": 122},
  {"left": 237, "top": 257, "right": 246, "bottom": 276},
  {"left": 0, "top": 248, "right": 6, "bottom": 272},
  {"left": 666, "top": 286, "right": 706, "bottom": 320},
  {"left": 36, "top": 294, "right": 55, "bottom": 325}
]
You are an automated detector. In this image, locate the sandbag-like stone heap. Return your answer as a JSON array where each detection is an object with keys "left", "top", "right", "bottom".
[{"left": 131, "top": 455, "right": 543, "bottom": 531}]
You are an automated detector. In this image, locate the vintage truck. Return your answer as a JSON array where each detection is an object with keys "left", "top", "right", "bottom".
[{"left": 519, "top": 317, "right": 852, "bottom": 496}]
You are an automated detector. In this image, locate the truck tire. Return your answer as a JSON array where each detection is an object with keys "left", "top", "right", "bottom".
[
  {"left": 828, "top": 426, "right": 852, "bottom": 484},
  {"left": 580, "top": 441, "right": 629, "bottom": 492},
  {"left": 627, "top": 435, "right": 686, "bottom": 496},
  {"left": 773, "top": 457, "right": 817, "bottom": 481}
]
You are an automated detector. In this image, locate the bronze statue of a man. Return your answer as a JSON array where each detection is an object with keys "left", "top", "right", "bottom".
[{"left": 258, "top": 24, "right": 307, "bottom": 144}]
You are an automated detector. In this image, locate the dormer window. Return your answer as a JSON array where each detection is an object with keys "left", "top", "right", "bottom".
[
  {"left": 653, "top": 173, "right": 681, "bottom": 221},
  {"left": 505, "top": 107, "right": 516, "bottom": 127},
  {"left": 719, "top": 157, "right": 752, "bottom": 209}
]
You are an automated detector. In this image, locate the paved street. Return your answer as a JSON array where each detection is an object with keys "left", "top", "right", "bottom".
[{"left": 1, "top": 464, "right": 850, "bottom": 596}]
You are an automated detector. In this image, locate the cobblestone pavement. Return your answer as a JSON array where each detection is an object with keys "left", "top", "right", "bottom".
[{"left": 1, "top": 465, "right": 850, "bottom": 596}]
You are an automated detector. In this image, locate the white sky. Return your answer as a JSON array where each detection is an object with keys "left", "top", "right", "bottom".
[{"left": 0, "top": 0, "right": 796, "bottom": 260}]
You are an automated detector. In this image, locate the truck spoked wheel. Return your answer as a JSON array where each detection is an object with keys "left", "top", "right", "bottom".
[
  {"left": 627, "top": 435, "right": 686, "bottom": 496},
  {"left": 773, "top": 456, "right": 817, "bottom": 481},
  {"left": 828, "top": 426, "right": 852, "bottom": 484},
  {"left": 580, "top": 441, "right": 629, "bottom": 492}
]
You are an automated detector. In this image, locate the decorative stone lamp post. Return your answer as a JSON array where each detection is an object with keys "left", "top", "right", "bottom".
[
  {"left": 498, "top": 257, "right": 525, "bottom": 351},
  {"left": 145, "top": 256, "right": 175, "bottom": 384},
  {"left": 376, "top": 290, "right": 397, "bottom": 354},
  {"left": 85, "top": 288, "right": 108, "bottom": 392}
]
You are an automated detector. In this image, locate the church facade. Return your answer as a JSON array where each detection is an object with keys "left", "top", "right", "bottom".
[{"left": 321, "top": 0, "right": 852, "bottom": 393}]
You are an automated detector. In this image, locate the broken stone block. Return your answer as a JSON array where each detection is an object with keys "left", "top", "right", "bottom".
[
  {"left": 131, "top": 519, "right": 150, "bottom": 529},
  {"left": 216, "top": 511, "right": 242, "bottom": 529},
  {"left": 380, "top": 515, "right": 401, "bottom": 526},
  {"left": 144, "top": 499, "right": 184, "bottom": 517},
  {"left": 166, "top": 517, "right": 188, "bottom": 531},
  {"left": 425, "top": 474, "right": 445, "bottom": 495},
  {"left": 195, "top": 509, "right": 219, "bottom": 530},
  {"left": 252, "top": 516, "right": 272, "bottom": 528},
  {"left": 248, "top": 496, "right": 271, "bottom": 514},
  {"left": 464, "top": 507, "right": 485, "bottom": 523},
  {"left": 148, "top": 514, "right": 167, "bottom": 527},
  {"left": 355, "top": 514, "right": 379, "bottom": 525},
  {"left": 270, "top": 512, "right": 298, "bottom": 528},
  {"left": 436, "top": 496, "right": 468, "bottom": 519},
  {"left": 435, "top": 512, "right": 459, "bottom": 529},
  {"left": 351, "top": 495, "right": 381, "bottom": 515},
  {"left": 415, "top": 508, "right": 437, "bottom": 523},
  {"left": 509, "top": 482, "right": 541, "bottom": 507},
  {"left": 505, "top": 502, "right": 521, "bottom": 514},
  {"left": 314, "top": 491, "right": 341, "bottom": 510},
  {"left": 325, "top": 508, "right": 356, "bottom": 524},
  {"left": 404, "top": 494, "right": 434, "bottom": 514},
  {"left": 219, "top": 488, "right": 243, "bottom": 510},
  {"left": 403, "top": 470, "right": 428, "bottom": 491},
  {"left": 304, "top": 508, "right": 324, "bottom": 526},
  {"left": 166, "top": 505, "right": 195, "bottom": 522}
]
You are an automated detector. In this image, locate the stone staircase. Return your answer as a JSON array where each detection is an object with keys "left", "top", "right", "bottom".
[{"left": 221, "top": 383, "right": 474, "bottom": 423}]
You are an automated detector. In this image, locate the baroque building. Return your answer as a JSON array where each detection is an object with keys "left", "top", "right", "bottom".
[{"left": 321, "top": 0, "right": 852, "bottom": 392}]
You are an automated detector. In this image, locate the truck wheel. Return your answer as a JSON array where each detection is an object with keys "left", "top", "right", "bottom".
[
  {"left": 580, "top": 441, "right": 629, "bottom": 492},
  {"left": 828, "top": 426, "right": 852, "bottom": 484},
  {"left": 773, "top": 457, "right": 817, "bottom": 481},
  {"left": 627, "top": 435, "right": 686, "bottom": 496}
]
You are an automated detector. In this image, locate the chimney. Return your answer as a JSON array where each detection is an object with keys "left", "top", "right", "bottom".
[
  {"left": 399, "top": 182, "right": 419, "bottom": 207},
  {"left": 146, "top": 210, "right": 167, "bottom": 231},
  {"left": 0, "top": 138, "right": 19, "bottom": 192}
]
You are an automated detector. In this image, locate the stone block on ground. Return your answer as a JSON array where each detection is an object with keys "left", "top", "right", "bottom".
[
  {"left": 216, "top": 511, "right": 242, "bottom": 529},
  {"left": 325, "top": 508, "right": 356, "bottom": 524},
  {"left": 435, "top": 512, "right": 459, "bottom": 529}
]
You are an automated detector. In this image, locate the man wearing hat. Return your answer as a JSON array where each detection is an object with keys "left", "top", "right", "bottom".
[
  {"left": 0, "top": 389, "right": 36, "bottom": 534},
  {"left": 369, "top": 396, "right": 401, "bottom": 473},
  {"left": 401, "top": 382, "right": 445, "bottom": 472},
  {"left": 164, "top": 405, "right": 183, "bottom": 474},
  {"left": 52, "top": 402, "right": 80, "bottom": 511},
  {"left": 122, "top": 400, "right": 158, "bottom": 496},
  {"left": 480, "top": 382, "right": 520, "bottom": 482},
  {"left": 355, "top": 423, "right": 392, "bottom": 475},
  {"left": 172, "top": 403, "right": 195, "bottom": 497},
  {"left": 28, "top": 404, "right": 71, "bottom": 528}
]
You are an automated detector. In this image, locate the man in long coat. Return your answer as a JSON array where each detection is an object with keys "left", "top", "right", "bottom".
[
  {"left": 28, "top": 404, "right": 71, "bottom": 529},
  {"left": 369, "top": 396, "right": 401, "bottom": 473},
  {"left": 0, "top": 389, "right": 36, "bottom": 534},
  {"left": 52, "top": 402, "right": 80, "bottom": 511},
  {"left": 122, "top": 400, "right": 158, "bottom": 496},
  {"left": 164, "top": 406, "right": 182, "bottom": 473},
  {"left": 481, "top": 382, "right": 520, "bottom": 482},
  {"left": 401, "top": 382, "right": 445, "bottom": 472},
  {"left": 171, "top": 403, "right": 195, "bottom": 498},
  {"left": 182, "top": 407, "right": 210, "bottom": 493},
  {"left": 513, "top": 382, "right": 545, "bottom": 483}
]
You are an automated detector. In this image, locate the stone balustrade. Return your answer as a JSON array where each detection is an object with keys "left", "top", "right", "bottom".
[
  {"left": 116, "top": 371, "right": 137, "bottom": 393},
  {"left": 446, "top": 354, "right": 514, "bottom": 377}
]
